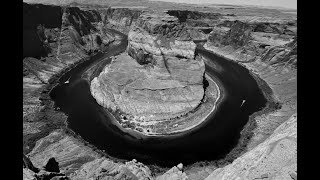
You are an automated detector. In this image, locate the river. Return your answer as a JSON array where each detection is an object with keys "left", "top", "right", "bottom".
[{"left": 50, "top": 29, "right": 267, "bottom": 167}]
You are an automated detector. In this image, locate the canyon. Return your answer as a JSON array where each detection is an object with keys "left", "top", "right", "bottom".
[{"left": 23, "top": 1, "right": 297, "bottom": 180}]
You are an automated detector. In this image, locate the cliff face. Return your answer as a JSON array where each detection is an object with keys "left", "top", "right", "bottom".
[
  {"left": 90, "top": 12, "right": 205, "bottom": 126},
  {"left": 23, "top": 3, "right": 62, "bottom": 58},
  {"left": 100, "top": 8, "right": 143, "bottom": 34},
  {"left": 166, "top": 10, "right": 220, "bottom": 41},
  {"left": 206, "top": 20, "right": 297, "bottom": 67},
  {"left": 23, "top": 3, "right": 115, "bottom": 148},
  {"left": 23, "top": 3, "right": 115, "bottom": 59}
]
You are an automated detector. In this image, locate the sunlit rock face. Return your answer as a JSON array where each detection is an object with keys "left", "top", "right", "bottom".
[{"left": 90, "top": 12, "right": 208, "bottom": 134}]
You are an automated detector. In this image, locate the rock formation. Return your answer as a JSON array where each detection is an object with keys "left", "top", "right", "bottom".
[
  {"left": 100, "top": 8, "right": 143, "bottom": 34},
  {"left": 205, "top": 20, "right": 297, "bottom": 66},
  {"left": 90, "top": 12, "right": 208, "bottom": 134},
  {"left": 156, "top": 163, "right": 187, "bottom": 180},
  {"left": 70, "top": 158, "right": 153, "bottom": 180},
  {"left": 23, "top": 155, "right": 68, "bottom": 180}
]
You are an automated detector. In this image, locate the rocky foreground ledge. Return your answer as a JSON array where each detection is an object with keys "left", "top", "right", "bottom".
[{"left": 90, "top": 12, "right": 220, "bottom": 135}]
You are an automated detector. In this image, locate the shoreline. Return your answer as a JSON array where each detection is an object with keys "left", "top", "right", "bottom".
[{"left": 196, "top": 44, "right": 284, "bottom": 166}]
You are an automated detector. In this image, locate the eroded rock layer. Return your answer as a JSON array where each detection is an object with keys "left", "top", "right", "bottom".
[{"left": 91, "top": 12, "right": 207, "bottom": 127}]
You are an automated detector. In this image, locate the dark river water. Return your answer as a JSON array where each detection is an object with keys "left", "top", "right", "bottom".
[{"left": 50, "top": 29, "right": 267, "bottom": 167}]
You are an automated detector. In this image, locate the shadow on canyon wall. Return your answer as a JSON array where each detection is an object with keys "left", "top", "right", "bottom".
[{"left": 23, "top": 3, "right": 62, "bottom": 58}]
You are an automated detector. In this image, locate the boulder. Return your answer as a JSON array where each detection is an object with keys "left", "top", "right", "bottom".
[{"left": 156, "top": 165, "right": 188, "bottom": 180}]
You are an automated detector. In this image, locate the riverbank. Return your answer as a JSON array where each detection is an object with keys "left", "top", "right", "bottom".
[{"left": 203, "top": 44, "right": 296, "bottom": 150}]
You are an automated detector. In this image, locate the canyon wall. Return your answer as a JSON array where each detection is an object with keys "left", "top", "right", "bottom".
[
  {"left": 205, "top": 19, "right": 296, "bottom": 66},
  {"left": 100, "top": 7, "right": 143, "bottom": 34}
]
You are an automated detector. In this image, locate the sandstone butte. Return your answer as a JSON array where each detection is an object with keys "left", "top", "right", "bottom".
[{"left": 90, "top": 12, "right": 220, "bottom": 136}]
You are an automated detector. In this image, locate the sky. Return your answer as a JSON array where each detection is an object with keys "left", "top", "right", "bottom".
[{"left": 150, "top": 0, "right": 297, "bottom": 9}]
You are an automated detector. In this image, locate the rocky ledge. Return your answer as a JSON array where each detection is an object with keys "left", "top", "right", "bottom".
[{"left": 90, "top": 12, "right": 220, "bottom": 135}]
